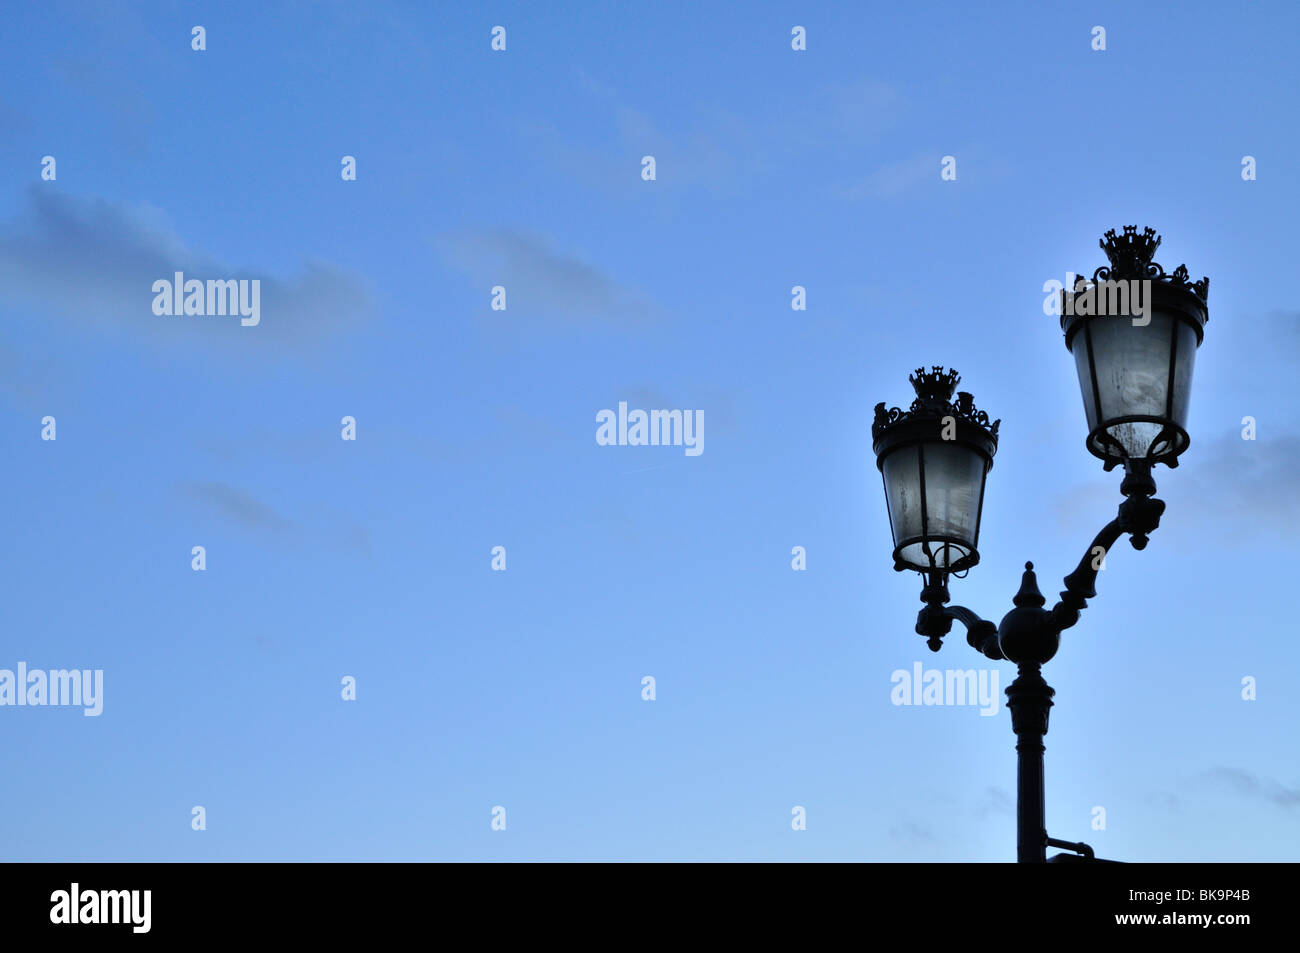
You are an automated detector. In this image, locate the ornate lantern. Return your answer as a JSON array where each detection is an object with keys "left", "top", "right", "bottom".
[
  {"left": 1062, "top": 226, "right": 1209, "bottom": 471},
  {"left": 872, "top": 367, "right": 1000, "bottom": 576}
]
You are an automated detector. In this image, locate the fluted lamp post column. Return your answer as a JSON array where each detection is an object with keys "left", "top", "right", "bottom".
[{"left": 871, "top": 227, "right": 1209, "bottom": 863}]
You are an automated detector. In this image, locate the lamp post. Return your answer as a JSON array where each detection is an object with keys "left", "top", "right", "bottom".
[{"left": 871, "top": 227, "right": 1209, "bottom": 863}]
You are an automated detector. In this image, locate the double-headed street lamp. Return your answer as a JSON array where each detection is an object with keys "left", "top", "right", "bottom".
[{"left": 871, "top": 227, "right": 1209, "bottom": 863}]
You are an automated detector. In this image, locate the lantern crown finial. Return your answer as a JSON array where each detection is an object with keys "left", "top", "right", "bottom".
[
  {"left": 1084, "top": 225, "right": 1207, "bottom": 304},
  {"left": 1099, "top": 226, "right": 1161, "bottom": 279},
  {"left": 874, "top": 367, "right": 1000, "bottom": 441},
  {"left": 909, "top": 365, "right": 961, "bottom": 403}
]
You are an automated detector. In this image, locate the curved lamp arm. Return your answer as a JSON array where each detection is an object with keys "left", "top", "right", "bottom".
[
  {"left": 916, "top": 462, "right": 1166, "bottom": 656},
  {"left": 916, "top": 603, "right": 1003, "bottom": 659},
  {"left": 1050, "top": 464, "right": 1166, "bottom": 633},
  {"left": 1050, "top": 517, "right": 1124, "bottom": 633}
]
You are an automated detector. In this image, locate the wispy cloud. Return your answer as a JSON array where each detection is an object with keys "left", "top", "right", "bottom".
[
  {"left": 177, "top": 479, "right": 371, "bottom": 553},
  {"left": 1054, "top": 431, "right": 1300, "bottom": 545},
  {"left": 0, "top": 187, "right": 371, "bottom": 348},
  {"left": 975, "top": 785, "right": 1014, "bottom": 819},
  {"left": 1196, "top": 767, "right": 1300, "bottom": 810},
  {"left": 180, "top": 481, "right": 295, "bottom": 534},
  {"left": 434, "top": 228, "right": 654, "bottom": 325},
  {"left": 836, "top": 153, "right": 937, "bottom": 200},
  {"left": 889, "top": 819, "right": 936, "bottom": 843},
  {"left": 1146, "top": 790, "right": 1184, "bottom": 812},
  {"left": 519, "top": 75, "right": 905, "bottom": 198}
]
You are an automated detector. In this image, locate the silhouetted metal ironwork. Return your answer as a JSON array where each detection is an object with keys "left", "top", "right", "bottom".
[{"left": 871, "top": 227, "right": 1208, "bottom": 863}]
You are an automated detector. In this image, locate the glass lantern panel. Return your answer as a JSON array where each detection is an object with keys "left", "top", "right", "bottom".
[
  {"left": 1168, "top": 318, "right": 1198, "bottom": 432},
  {"left": 883, "top": 441, "right": 986, "bottom": 570},
  {"left": 919, "top": 441, "right": 986, "bottom": 548},
  {"left": 882, "top": 445, "right": 922, "bottom": 550},
  {"left": 1075, "top": 311, "right": 1177, "bottom": 459}
]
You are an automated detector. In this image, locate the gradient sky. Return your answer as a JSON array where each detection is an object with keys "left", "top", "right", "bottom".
[{"left": 1, "top": 0, "right": 1297, "bottom": 861}]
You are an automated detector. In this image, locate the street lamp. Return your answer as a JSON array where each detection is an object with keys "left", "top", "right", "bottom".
[
  {"left": 871, "top": 227, "right": 1209, "bottom": 862},
  {"left": 1065, "top": 226, "right": 1209, "bottom": 474},
  {"left": 873, "top": 369, "right": 1000, "bottom": 651}
]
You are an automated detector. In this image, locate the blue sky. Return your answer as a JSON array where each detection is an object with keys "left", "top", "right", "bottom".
[{"left": 0, "top": 0, "right": 1297, "bottom": 861}]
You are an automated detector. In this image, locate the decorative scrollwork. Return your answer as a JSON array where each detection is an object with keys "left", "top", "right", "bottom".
[
  {"left": 1070, "top": 225, "right": 1208, "bottom": 307},
  {"left": 873, "top": 402, "right": 904, "bottom": 432},
  {"left": 872, "top": 367, "right": 1001, "bottom": 440}
]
